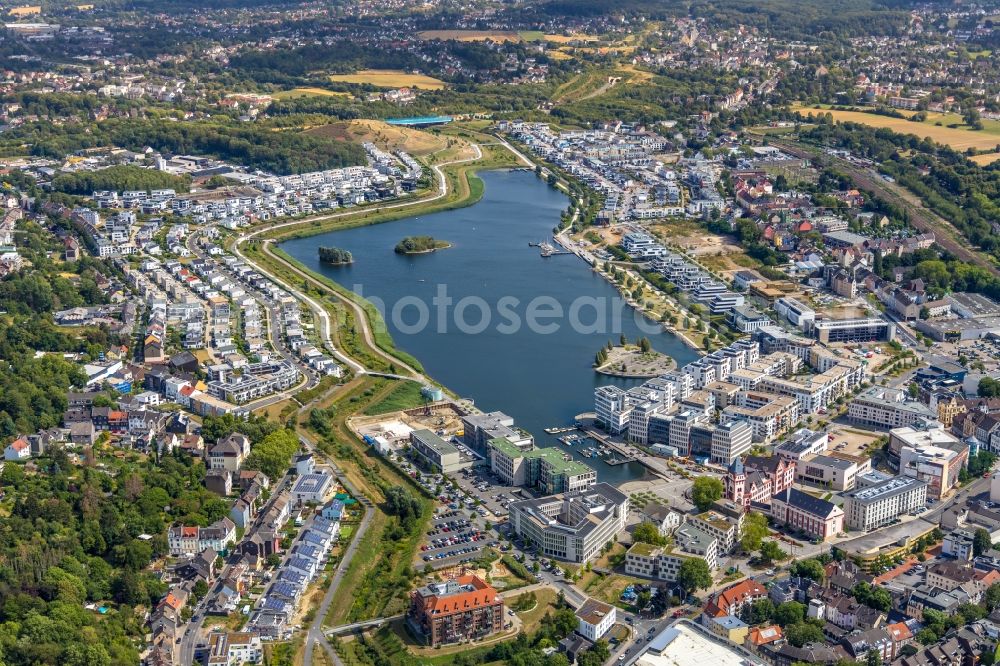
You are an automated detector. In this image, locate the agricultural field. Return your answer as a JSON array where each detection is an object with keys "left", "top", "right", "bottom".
[
  {"left": 537, "top": 32, "right": 599, "bottom": 43},
  {"left": 417, "top": 29, "right": 520, "bottom": 42},
  {"left": 791, "top": 103, "right": 1000, "bottom": 153},
  {"left": 969, "top": 153, "right": 1000, "bottom": 165},
  {"left": 328, "top": 69, "right": 446, "bottom": 90},
  {"left": 307, "top": 119, "right": 449, "bottom": 156},
  {"left": 272, "top": 87, "right": 353, "bottom": 99}
]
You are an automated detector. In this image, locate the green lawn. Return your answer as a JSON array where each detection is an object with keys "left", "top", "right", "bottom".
[{"left": 362, "top": 381, "right": 427, "bottom": 415}]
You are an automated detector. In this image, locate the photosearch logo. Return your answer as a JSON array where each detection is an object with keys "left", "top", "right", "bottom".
[{"left": 354, "top": 284, "right": 665, "bottom": 336}]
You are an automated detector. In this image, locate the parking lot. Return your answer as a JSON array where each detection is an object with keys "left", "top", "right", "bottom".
[
  {"left": 454, "top": 465, "right": 532, "bottom": 519},
  {"left": 419, "top": 511, "right": 494, "bottom": 567}
]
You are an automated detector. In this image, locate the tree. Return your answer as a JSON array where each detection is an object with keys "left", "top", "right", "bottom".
[
  {"left": 384, "top": 486, "right": 423, "bottom": 527},
  {"left": 691, "top": 477, "right": 723, "bottom": 511},
  {"left": 677, "top": 558, "right": 712, "bottom": 593},
  {"left": 639, "top": 337, "right": 651, "bottom": 353},
  {"left": 980, "top": 377, "right": 1000, "bottom": 398},
  {"left": 985, "top": 583, "right": 1000, "bottom": 611},
  {"left": 852, "top": 581, "right": 892, "bottom": 612},
  {"left": 244, "top": 429, "right": 301, "bottom": 479},
  {"left": 759, "top": 540, "right": 787, "bottom": 564},
  {"left": 974, "top": 528, "right": 993, "bottom": 557},
  {"left": 741, "top": 512, "right": 769, "bottom": 552},
  {"left": 785, "top": 621, "right": 825, "bottom": 647},
  {"left": 746, "top": 599, "right": 775, "bottom": 624},
  {"left": 633, "top": 522, "right": 667, "bottom": 546},
  {"left": 774, "top": 601, "right": 805, "bottom": 627},
  {"left": 867, "top": 650, "right": 883, "bottom": 666},
  {"left": 790, "top": 559, "right": 825, "bottom": 582}
]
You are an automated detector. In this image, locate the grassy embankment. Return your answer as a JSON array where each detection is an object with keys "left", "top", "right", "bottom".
[{"left": 299, "top": 376, "right": 433, "bottom": 626}]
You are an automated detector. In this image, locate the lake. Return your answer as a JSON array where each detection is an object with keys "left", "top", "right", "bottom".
[{"left": 280, "top": 170, "right": 700, "bottom": 483}]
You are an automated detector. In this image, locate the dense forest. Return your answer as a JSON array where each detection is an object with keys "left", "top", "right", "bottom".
[
  {"left": 51, "top": 166, "right": 192, "bottom": 195},
  {"left": 3, "top": 118, "right": 366, "bottom": 176}
]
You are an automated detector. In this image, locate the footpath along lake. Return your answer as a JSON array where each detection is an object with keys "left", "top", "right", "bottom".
[{"left": 281, "top": 170, "right": 700, "bottom": 483}]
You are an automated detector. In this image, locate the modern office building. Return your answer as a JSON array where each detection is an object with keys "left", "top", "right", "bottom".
[
  {"left": 508, "top": 483, "right": 629, "bottom": 563},
  {"left": 843, "top": 476, "right": 928, "bottom": 531},
  {"left": 486, "top": 437, "right": 596, "bottom": 494},
  {"left": 461, "top": 411, "right": 533, "bottom": 454},
  {"left": 711, "top": 420, "right": 753, "bottom": 466},
  {"left": 848, "top": 387, "right": 937, "bottom": 430},
  {"left": 408, "top": 575, "right": 504, "bottom": 647},
  {"left": 812, "top": 317, "right": 895, "bottom": 343},
  {"left": 795, "top": 454, "right": 865, "bottom": 491},
  {"left": 775, "top": 297, "right": 816, "bottom": 329},
  {"left": 576, "top": 598, "right": 617, "bottom": 642},
  {"left": 898, "top": 436, "right": 968, "bottom": 500},
  {"left": 625, "top": 522, "right": 718, "bottom": 583},
  {"left": 410, "top": 429, "right": 470, "bottom": 474}
]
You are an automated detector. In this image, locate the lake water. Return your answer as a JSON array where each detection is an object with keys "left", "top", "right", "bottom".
[{"left": 280, "top": 170, "right": 700, "bottom": 483}]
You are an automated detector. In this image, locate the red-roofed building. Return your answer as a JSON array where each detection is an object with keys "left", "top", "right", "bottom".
[
  {"left": 4, "top": 437, "right": 30, "bottom": 461},
  {"left": 408, "top": 575, "right": 503, "bottom": 646},
  {"left": 703, "top": 579, "right": 768, "bottom": 621},
  {"left": 746, "top": 624, "right": 783, "bottom": 649},
  {"left": 168, "top": 525, "right": 201, "bottom": 556},
  {"left": 885, "top": 621, "right": 913, "bottom": 659}
]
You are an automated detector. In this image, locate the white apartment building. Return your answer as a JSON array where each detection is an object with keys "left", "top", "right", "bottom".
[
  {"left": 594, "top": 386, "right": 632, "bottom": 435},
  {"left": 843, "top": 476, "right": 928, "bottom": 531}
]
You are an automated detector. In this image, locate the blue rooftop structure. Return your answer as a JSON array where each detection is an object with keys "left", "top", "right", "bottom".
[{"left": 386, "top": 116, "right": 453, "bottom": 126}]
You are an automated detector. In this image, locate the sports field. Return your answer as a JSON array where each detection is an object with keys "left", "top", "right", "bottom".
[
  {"left": 328, "top": 69, "right": 446, "bottom": 90},
  {"left": 792, "top": 103, "right": 1000, "bottom": 153}
]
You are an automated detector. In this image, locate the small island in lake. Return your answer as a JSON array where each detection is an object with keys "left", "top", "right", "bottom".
[
  {"left": 593, "top": 338, "right": 675, "bottom": 378},
  {"left": 318, "top": 246, "right": 353, "bottom": 265},
  {"left": 394, "top": 235, "right": 451, "bottom": 255}
]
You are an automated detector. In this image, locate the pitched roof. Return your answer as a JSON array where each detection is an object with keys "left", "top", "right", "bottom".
[
  {"left": 775, "top": 488, "right": 840, "bottom": 519},
  {"left": 714, "top": 579, "right": 767, "bottom": 614},
  {"left": 748, "top": 625, "right": 783, "bottom": 646}
]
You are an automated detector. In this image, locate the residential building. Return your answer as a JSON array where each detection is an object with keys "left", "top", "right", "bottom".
[
  {"left": 291, "top": 473, "right": 333, "bottom": 504},
  {"left": 206, "top": 632, "right": 262, "bottom": 665},
  {"left": 576, "top": 598, "right": 616, "bottom": 641},
  {"left": 207, "top": 433, "right": 250, "bottom": 472},
  {"left": 407, "top": 575, "right": 503, "bottom": 647}
]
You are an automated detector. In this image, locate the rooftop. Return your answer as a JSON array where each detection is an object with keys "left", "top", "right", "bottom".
[
  {"left": 845, "top": 476, "right": 927, "bottom": 505},
  {"left": 576, "top": 597, "right": 615, "bottom": 626},
  {"left": 637, "top": 620, "right": 765, "bottom": 666}
]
